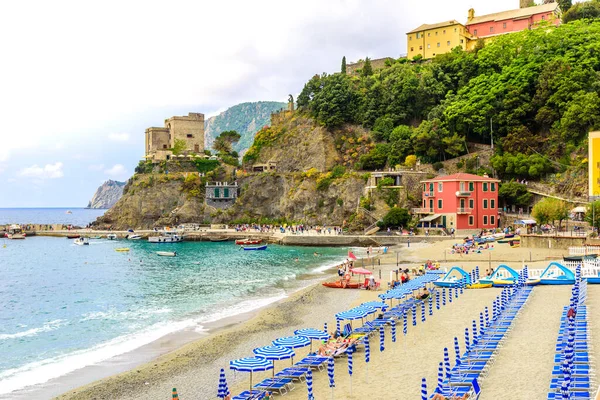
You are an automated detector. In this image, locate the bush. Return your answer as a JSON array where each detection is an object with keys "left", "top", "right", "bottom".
[
  {"left": 377, "top": 207, "right": 411, "bottom": 228},
  {"left": 330, "top": 165, "right": 346, "bottom": 179},
  {"left": 432, "top": 161, "right": 444, "bottom": 171},
  {"left": 135, "top": 160, "right": 153, "bottom": 174},
  {"left": 220, "top": 154, "right": 240, "bottom": 167},
  {"left": 193, "top": 159, "right": 220, "bottom": 173},
  {"left": 336, "top": 198, "right": 344, "bottom": 207},
  {"left": 377, "top": 177, "right": 395, "bottom": 189}
]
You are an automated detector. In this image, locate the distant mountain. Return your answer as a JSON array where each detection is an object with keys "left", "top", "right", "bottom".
[
  {"left": 87, "top": 180, "right": 126, "bottom": 209},
  {"left": 204, "top": 101, "right": 286, "bottom": 155}
]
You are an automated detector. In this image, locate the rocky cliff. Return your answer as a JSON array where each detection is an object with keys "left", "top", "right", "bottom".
[
  {"left": 87, "top": 180, "right": 126, "bottom": 209},
  {"left": 204, "top": 101, "right": 286, "bottom": 155}
]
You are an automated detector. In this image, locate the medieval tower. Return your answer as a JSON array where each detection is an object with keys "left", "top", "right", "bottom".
[{"left": 145, "top": 112, "right": 205, "bottom": 160}]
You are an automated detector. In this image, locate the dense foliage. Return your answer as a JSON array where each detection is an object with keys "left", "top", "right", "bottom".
[
  {"left": 563, "top": 0, "right": 600, "bottom": 23},
  {"left": 297, "top": 20, "right": 600, "bottom": 175},
  {"left": 531, "top": 197, "right": 570, "bottom": 226},
  {"left": 498, "top": 181, "right": 532, "bottom": 207},
  {"left": 378, "top": 207, "right": 411, "bottom": 228}
]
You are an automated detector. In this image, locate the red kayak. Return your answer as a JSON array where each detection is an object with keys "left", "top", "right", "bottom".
[
  {"left": 235, "top": 239, "right": 262, "bottom": 245},
  {"left": 322, "top": 281, "right": 362, "bottom": 289}
]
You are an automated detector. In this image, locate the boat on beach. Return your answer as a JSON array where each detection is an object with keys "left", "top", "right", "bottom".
[
  {"left": 157, "top": 251, "right": 177, "bottom": 257},
  {"left": 433, "top": 266, "right": 471, "bottom": 287},
  {"left": 536, "top": 262, "right": 576, "bottom": 285},
  {"left": 209, "top": 237, "right": 229, "bottom": 242},
  {"left": 479, "top": 264, "right": 518, "bottom": 287},
  {"left": 5, "top": 224, "right": 26, "bottom": 239},
  {"left": 322, "top": 281, "right": 362, "bottom": 289},
  {"left": 242, "top": 245, "right": 267, "bottom": 251},
  {"left": 235, "top": 238, "right": 262, "bottom": 245},
  {"left": 74, "top": 237, "right": 89, "bottom": 246},
  {"left": 466, "top": 283, "right": 493, "bottom": 289}
]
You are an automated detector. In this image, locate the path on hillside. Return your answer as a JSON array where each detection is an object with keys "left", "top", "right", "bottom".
[{"left": 479, "top": 286, "right": 570, "bottom": 400}]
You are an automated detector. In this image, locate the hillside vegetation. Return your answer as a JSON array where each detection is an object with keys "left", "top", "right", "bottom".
[{"left": 295, "top": 20, "right": 600, "bottom": 190}]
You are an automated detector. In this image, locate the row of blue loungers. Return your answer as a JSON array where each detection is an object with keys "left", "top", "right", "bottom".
[
  {"left": 431, "top": 285, "right": 534, "bottom": 399},
  {"left": 548, "top": 278, "right": 593, "bottom": 399},
  {"left": 232, "top": 273, "right": 442, "bottom": 399}
]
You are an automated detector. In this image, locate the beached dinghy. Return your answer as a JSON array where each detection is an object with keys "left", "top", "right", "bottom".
[
  {"left": 537, "top": 262, "right": 575, "bottom": 285},
  {"left": 242, "top": 245, "right": 267, "bottom": 251},
  {"left": 433, "top": 266, "right": 471, "bottom": 288},
  {"left": 479, "top": 264, "right": 518, "bottom": 287},
  {"left": 466, "top": 283, "right": 493, "bottom": 289},
  {"left": 157, "top": 251, "right": 177, "bottom": 257}
]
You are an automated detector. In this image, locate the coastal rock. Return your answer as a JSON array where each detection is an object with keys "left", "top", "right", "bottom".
[{"left": 87, "top": 180, "right": 126, "bottom": 209}]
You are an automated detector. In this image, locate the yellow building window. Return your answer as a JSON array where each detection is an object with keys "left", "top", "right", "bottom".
[
  {"left": 435, "top": 31, "right": 438, "bottom": 35},
  {"left": 437, "top": 42, "right": 440, "bottom": 47},
  {"left": 411, "top": 47, "right": 414, "bottom": 51},
  {"left": 419, "top": 45, "right": 423, "bottom": 50},
  {"left": 454, "top": 27, "right": 457, "bottom": 32},
  {"left": 443, "top": 29, "right": 446, "bottom": 34},
  {"left": 416, "top": 32, "right": 421, "bottom": 39},
  {"left": 428, "top": 32, "right": 431, "bottom": 36},
  {"left": 460, "top": 39, "right": 464, "bottom": 43},
  {"left": 427, "top": 44, "right": 431, "bottom": 49},
  {"left": 447, "top": 41, "right": 450, "bottom": 46}
]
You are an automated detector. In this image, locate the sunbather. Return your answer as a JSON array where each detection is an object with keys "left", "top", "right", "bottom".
[{"left": 431, "top": 393, "right": 469, "bottom": 400}]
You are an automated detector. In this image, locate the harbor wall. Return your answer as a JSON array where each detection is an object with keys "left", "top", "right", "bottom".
[{"left": 520, "top": 235, "right": 586, "bottom": 250}]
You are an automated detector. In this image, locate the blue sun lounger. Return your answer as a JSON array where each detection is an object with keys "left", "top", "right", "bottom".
[
  {"left": 232, "top": 390, "right": 266, "bottom": 400},
  {"left": 295, "top": 355, "right": 328, "bottom": 371},
  {"left": 275, "top": 366, "right": 310, "bottom": 382},
  {"left": 254, "top": 377, "right": 294, "bottom": 395}
]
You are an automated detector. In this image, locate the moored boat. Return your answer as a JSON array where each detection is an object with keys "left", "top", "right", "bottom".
[
  {"left": 107, "top": 233, "right": 117, "bottom": 240},
  {"left": 209, "top": 237, "right": 229, "bottom": 242},
  {"left": 433, "top": 266, "right": 471, "bottom": 287},
  {"left": 479, "top": 264, "right": 518, "bottom": 286},
  {"left": 157, "top": 251, "right": 177, "bottom": 257},
  {"left": 149, "top": 231, "right": 183, "bottom": 243},
  {"left": 66, "top": 234, "right": 80, "bottom": 239},
  {"left": 235, "top": 238, "right": 262, "bottom": 245},
  {"left": 466, "top": 283, "right": 493, "bottom": 289},
  {"left": 525, "top": 278, "right": 541, "bottom": 286},
  {"left": 242, "top": 245, "right": 267, "bottom": 251},
  {"left": 6, "top": 224, "right": 26, "bottom": 239},
  {"left": 126, "top": 234, "right": 142, "bottom": 240},
  {"left": 537, "top": 262, "right": 575, "bottom": 285},
  {"left": 74, "top": 237, "right": 89, "bottom": 246}
]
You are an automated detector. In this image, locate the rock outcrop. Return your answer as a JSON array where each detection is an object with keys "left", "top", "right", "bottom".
[{"left": 87, "top": 180, "right": 126, "bottom": 209}]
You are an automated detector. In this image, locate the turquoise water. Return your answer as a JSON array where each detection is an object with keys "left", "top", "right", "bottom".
[
  {"left": 0, "top": 237, "right": 346, "bottom": 395},
  {"left": 0, "top": 208, "right": 106, "bottom": 226}
]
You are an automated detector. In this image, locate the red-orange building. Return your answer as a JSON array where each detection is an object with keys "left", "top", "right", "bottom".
[
  {"left": 466, "top": 3, "right": 560, "bottom": 40},
  {"left": 414, "top": 173, "right": 500, "bottom": 231}
]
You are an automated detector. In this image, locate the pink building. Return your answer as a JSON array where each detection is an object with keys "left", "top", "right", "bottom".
[
  {"left": 414, "top": 173, "right": 500, "bottom": 231},
  {"left": 466, "top": 3, "right": 560, "bottom": 40}
]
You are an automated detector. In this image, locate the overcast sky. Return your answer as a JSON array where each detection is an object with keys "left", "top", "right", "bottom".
[{"left": 0, "top": 0, "right": 517, "bottom": 207}]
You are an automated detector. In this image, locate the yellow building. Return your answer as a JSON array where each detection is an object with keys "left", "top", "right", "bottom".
[
  {"left": 406, "top": 20, "right": 471, "bottom": 60},
  {"left": 589, "top": 131, "right": 600, "bottom": 199}
]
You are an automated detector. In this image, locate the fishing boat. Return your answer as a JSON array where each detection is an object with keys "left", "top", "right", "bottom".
[
  {"left": 115, "top": 247, "right": 130, "bottom": 252},
  {"left": 74, "top": 237, "right": 89, "bottom": 246},
  {"left": 479, "top": 264, "right": 518, "bottom": 287},
  {"left": 209, "top": 237, "right": 229, "bottom": 242},
  {"left": 126, "top": 234, "right": 142, "bottom": 240},
  {"left": 322, "top": 281, "right": 362, "bottom": 289},
  {"left": 235, "top": 238, "right": 262, "bottom": 245},
  {"left": 107, "top": 233, "right": 117, "bottom": 240},
  {"left": 149, "top": 231, "right": 183, "bottom": 243},
  {"left": 157, "top": 251, "right": 177, "bottom": 257},
  {"left": 66, "top": 234, "right": 80, "bottom": 239},
  {"left": 537, "top": 262, "right": 575, "bottom": 285},
  {"left": 433, "top": 266, "right": 471, "bottom": 287},
  {"left": 242, "top": 245, "right": 267, "bottom": 251},
  {"left": 5, "top": 224, "right": 26, "bottom": 239},
  {"left": 466, "top": 283, "right": 493, "bottom": 289}
]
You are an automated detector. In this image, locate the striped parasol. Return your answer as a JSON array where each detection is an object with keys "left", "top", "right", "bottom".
[
  {"left": 560, "top": 378, "right": 570, "bottom": 399},
  {"left": 336, "top": 319, "right": 340, "bottom": 334},
  {"left": 443, "top": 347, "right": 451, "bottom": 378},
  {"left": 335, "top": 309, "right": 368, "bottom": 321},
  {"left": 253, "top": 345, "right": 295, "bottom": 376},
  {"left": 454, "top": 337, "right": 461, "bottom": 366},
  {"left": 360, "top": 301, "right": 388, "bottom": 310},
  {"left": 459, "top": 279, "right": 464, "bottom": 294},
  {"left": 429, "top": 296, "right": 433, "bottom": 316},
  {"left": 323, "top": 322, "right": 328, "bottom": 333},
  {"left": 479, "top": 312, "right": 485, "bottom": 336},
  {"left": 454, "top": 285, "right": 459, "bottom": 298},
  {"left": 442, "top": 289, "right": 446, "bottom": 306},
  {"left": 391, "top": 320, "right": 397, "bottom": 343},
  {"left": 365, "top": 335, "right": 371, "bottom": 363},
  {"left": 448, "top": 287, "right": 453, "bottom": 303},
  {"left": 294, "top": 328, "right": 329, "bottom": 340},
  {"left": 421, "top": 301, "right": 426, "bottom": 323},
  {"left": 328, "top": 356, "right": 335, "bottom": 388},
  {"left": 229, "top": 357, "right": 273, "bottom": 390},
  {"left": 273, "top": 335, "right": 311, "bottom": 349},
  {"left": 484, "top": 307, "right": 489, "bottom": 327},
  {"left": 217, "top": 368, "right": 230, "bottom": 399},
  {"left": 347, "top": 345, "right": 354, "bottom": 394},
  {"left": 412, "top": 304, "right": 417, "bottom": 326},
  {"left": 421, "top": 377, "right": 428, "bottom": 400},
  {"left": 379, "top": 326, "right": 385, "bottom": 352},
  {"left": 436, "top": 291, "right": 440, "bottom": 310},
  {"left": 403, "top": 310, "right": 408, "bottom": 336},
  {"left": 472, "top": 320, "right": 478, "bottom": 346},
  {"left": 475, "top": 266, "right": 480, "bottom": 280},
  {"left": 306, "top": 368, "right": 314, "bottom": 400},
  {"left": 436, "top": 362, "right": 445, "bottom": 394}
]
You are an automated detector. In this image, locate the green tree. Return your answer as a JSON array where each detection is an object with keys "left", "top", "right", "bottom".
[
  {"left": 359, "top": 143, "right": 390, "bottom": 170},
  {"left": 341, "top": 56, "right": 347, "bottom": 74},
  {"left": 563, "top": 0, "right": 600, "bottom": 23},
  {"left": 585, "top": 201, "right": 600, "bottom": 231},
  {"left": 372, "top": 115, "right": 395, "bottom": 141},
  {"left": 361, "top": 57, "right": 373, "bottom": 77},
  {"left": 172, "top": 139, "right": 186, "bottom": 155},
  {"left": 559, "top": 0, "right": 572, "bottom": 13},
  {"left": 378, "top": 207, "right": 411, "bottom": 228},
  {"left": 531, "top": 198, "right": 555, "bottom": 225},
  {"left": 498, "top": 181, "right": 532, "bottom": 207},
  {"left": 213, "top": 130, "right": 241, "bottom": 154}
]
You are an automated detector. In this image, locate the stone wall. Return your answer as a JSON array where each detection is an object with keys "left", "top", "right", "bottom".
[
  {"left": 520, "top": 234, "right": 586, "bottom": 250},
  {"left": 346, "top": 57, "right": 393, "bottom": 75},
  {"left": 168, "top": 113, "right": 204, "bottom": 153}
]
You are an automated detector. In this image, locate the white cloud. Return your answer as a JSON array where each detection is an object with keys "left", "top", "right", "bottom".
[
  {"left": 104, "top": 164, "right": 128, "bottom": 180},
  {"left": 18, "top": 162, "right": 64, "bottom": 179},
  {"left": 108, "top": 133, "right": 130, "bottom": 142},
  {"left": 88, "top": 163, "right": 105, "bottom": 171}
]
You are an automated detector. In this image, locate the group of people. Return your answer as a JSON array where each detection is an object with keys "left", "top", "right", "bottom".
[
  {"left": 390, "top": 269, "right": 411, "bottom": 288},
  {"left": 316, "top": 331, "right": 358, "bottom": 357}
]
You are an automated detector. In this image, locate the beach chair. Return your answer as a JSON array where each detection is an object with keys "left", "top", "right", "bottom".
[
  {"left": 547, "top": 392, "right": 592, "bottom": 399},
  {"left": 254, "top": 377, "right": 294, "bottom": 395},
  {"left": 275, "top": 367, "right": 309, "bottom": 382},
  {"left": 295, "top": 356, "right": 328, "bottom": 371},
  {"left": 232, "top": 390, "right": 266, "bottom": 400}
]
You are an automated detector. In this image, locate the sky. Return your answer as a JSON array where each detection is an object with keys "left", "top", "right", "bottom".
[{"left": 0, "top": 0, "right": 518, "bottom": 207}]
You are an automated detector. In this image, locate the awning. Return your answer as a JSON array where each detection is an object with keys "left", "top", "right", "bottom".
[
  {"left": 572, "top": 206, "right": 586, "bottom": 213},
  {"left": 514, "top": 219, "right": 536, "bottom": 225},
  {"left": 420, "top": 214, "right": 441, "bottom": 222}
]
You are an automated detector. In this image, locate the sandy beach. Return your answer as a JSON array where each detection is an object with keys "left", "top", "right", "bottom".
[{"left": 51, "top": 239, "right": 598, "bottom": 400}]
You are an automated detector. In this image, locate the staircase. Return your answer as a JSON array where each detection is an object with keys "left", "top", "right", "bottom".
[{"left": 357, "top": 206, "right": 382, "bottom": 235}]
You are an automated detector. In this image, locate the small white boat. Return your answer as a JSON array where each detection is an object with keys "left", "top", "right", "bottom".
[
  {"left": 149, "top": 231, "right": 183, "bottom": 243},
  {"left": 66, "top": 210, "right": 72, "bottom": 214},
  {"left": 157, "top": 251, "right": 177, "bottom": 257},
  {"left": 74, "top": 237, "right": 89, "bottom": 246},
  {"left": 107, "top": 233, "right": 118, "bottom": 240},
  {"left": 126, "top": 234, "right": 142, "bottom": 240}
]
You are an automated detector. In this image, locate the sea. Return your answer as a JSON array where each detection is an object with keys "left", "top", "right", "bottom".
[
  {"left": 0, "top": 210, "right": 348, "bottom": 397},
  {"left": 0, "top": 208, "right": 107, "bottom": 227}
]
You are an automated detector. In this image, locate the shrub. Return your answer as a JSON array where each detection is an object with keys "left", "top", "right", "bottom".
[
  {"left": 193, "top": 159, "right": 219, "bottom": 173},
  {"left": 377, "top": 177, "right": 395, "bottom": 189},
  {"left": 432, "top": 161, "right": 444, "bottom": 171},
  {"left": 330, "top": 165, "right": 346, "bottom": 179},
  {"left": 337, "top": 198, "right": 344, "bottom": 207},
  {"left": 377, "top": 207, "right": 411, "bottom": 228}
]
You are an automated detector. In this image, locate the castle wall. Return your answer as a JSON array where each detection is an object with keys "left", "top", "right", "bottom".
[
  {"left": 167, "top": 113, "right": 204, "bottom": 154},
  {"left": 145, "top": 128, "right": 170, "bottom": 154}
]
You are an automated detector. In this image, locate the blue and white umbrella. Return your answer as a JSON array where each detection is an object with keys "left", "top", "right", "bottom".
[
  {"left": 443, "top": 347, "right": 451, "bottom": 378},
  {"left": 253, "top": 345, "right": 295, "bottom": 375},
  {"left": 484, "top": 307, "right": 489, "bottom": 327},
  {"left": 306, "top": 368, "right": 314, "bottom": 400},
  {"left": 475, "top": 266, "right": 480, "bottom": 280},
  {"left": 436, "top": 361, "right": 445, "bottom": 394},
  {"left": 365, "top": 335, "right": 371, "bottom": 363},
  {"left": 454, "top": 337, "right": 461, "bottom": 367},
  {"left": 412, "top": 304, "right": 417, "bottom": 326},
  {"left": 479, "top": 312, "right": 485, "bottom": 336},
  {"left": 328, "top": 356, "right": 335, "bottom": 388},
  {"left": 442, "top": 289, "right": 446, "bottom": 306},
  {"left": 472, "top": 320, "right": 478, "bottom": 346},
  {"left": 421, "top": 377, "right": 428, "bottom": 400},
  {"left": 323, "top": 322, "right": 328, "bottom": 333},
  {"left": 229, "top": 357, "right": 273, "bottom": 390},
  {"left": 294, "top": 328, "right": 329, "bottom": 340},
  {"left": 448, "top": 287, "right": 453, "bottom": 303},
  {"left": 455, "top": 285, "right": 459, "bottom": 298},
  {"left": 347, "top": 345, "right": 354, "bottom": 394},
  {"left": 421, "top": 301, "right": 426, "bottom": 323},
  {"left": 391, "top": 320, "right": 397, "bottom": 343},
  {"left": 360, "top": 301, "right": 388, "bottom": 310},
  {"left": 464, "top": 327, "right": 470, "bottom": 353},
  {"left": 218, "top": 368, "right": 230, "bottom": 399},
  {"left": 436, "top": 291, "right": 440, "bottom": 310},
  {"left": 379, "top": 326, "right": 385, "bottom": 352},
  {"left": 336, "top": 319, "right": 340, "bottom": 334},
  {"left": 560, "top": 378, "right": 570, "bottom": 399},
  {"left": 336, "top": 308, "right": 369, "bottom": 321},
  {"left": 403, "top": 311, "right": 408, "bottom": 336},
  {"left": 273, "top": 335, "right": 311, "bottom": 349},
  {"left": 429, "top": 296, "right": 433, "bottom": 316}
]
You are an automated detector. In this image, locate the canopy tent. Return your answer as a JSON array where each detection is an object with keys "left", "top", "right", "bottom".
[
  {"left": 572, "top": 206, "right": 586, "bottom": 213},
  {"left": 514, "top": 219, "right": 536, "bottom": 225}
]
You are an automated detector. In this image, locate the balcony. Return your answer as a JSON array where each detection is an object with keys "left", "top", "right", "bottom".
[
  {"left": 455, "top": 190, "right": 471, "bottom": 197},
  {"left": 413, "top": 208, "right": 435, "bottom": 214},
  {"left": 423, "top": 191, "right": 435, "bottom": 197},
  {"left": 456, "top": 207, "right": 473, "bottom": 214}
]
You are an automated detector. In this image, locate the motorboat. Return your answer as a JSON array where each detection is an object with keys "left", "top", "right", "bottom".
[
  {"left": 74, "top": 237, "right": 89, "bottom": 246},
  {"left": 115, "top": 248, "right": 130, "bottom": 252},
  {"left": 149, "top": 231, "right": 183, "bottom": 243},
  {"left": 5, "top": 224, "right": 26, "bottom": 239},
  {"left": 242, "top": 245, "right": 267, "bottom": 251},
  {"left": 66, "top": 210, "right": 72, "bottom": 214},
  {"left": 157, "top": 251, "right": 177, "bottom": 257},
  {"left": 66, "top": 234, "right": 80, "bottom": 239},
  {"left": 126, "top": 234, "right": 143, "bottom": 240},
  {"left": 433, "top": 266, "right": 471, "bottom": 288},
  {"left": 479, "top": 264, "right": 518, "bottom": 287},
  {"left": 537, "top": 262, "right": 575, "bottom": 285},
  {"left": 235, "top": 238, "right": 262, "bottom": 245},
  {"left": 107, "top": 233, "right": 118, "bottom": 240}
]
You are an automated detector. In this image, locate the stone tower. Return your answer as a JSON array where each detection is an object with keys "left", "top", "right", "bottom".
[{"left": 145, "top": 112, "right": 205, "bottom": 160}]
